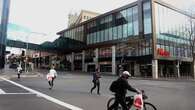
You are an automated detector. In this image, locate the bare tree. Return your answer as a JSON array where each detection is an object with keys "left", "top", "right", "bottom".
[{"left": 186, "top": 14, "right": 195, "bottom": 79}]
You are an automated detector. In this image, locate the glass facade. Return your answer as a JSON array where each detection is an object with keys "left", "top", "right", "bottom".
[
  {"left": 86, "top": 5, "right": 139, "bottom": 44},
  {"left": 58, "top": 0, "right": 193, "bottom": 61},
  {"left": 155, "top": 2, "right": 192, "bottom": 59},
  {"left": 63, "top": 25, "right": 84, "bottom": 42},
  {"left": 143, "top": 1, "right": 152, "bottom": 34},
  {"left": 0, "top": 0, "right": 10, "bottom": 69},
  {"left": 116, "top": 39, "right": 152, "bottom": 57},
  {"left": 59, "top": 0, "right": 153, "bottom": 58},
  {"left": 99, "top": 47, "right": 112, "bottom": 58},
  {"left": 85, "top": 49, "right": 95, "bottom": 59}
]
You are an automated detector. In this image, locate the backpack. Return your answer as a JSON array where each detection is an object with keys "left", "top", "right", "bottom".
[{"left": 109, "top": 80, "right": 119, "bottom": 93}]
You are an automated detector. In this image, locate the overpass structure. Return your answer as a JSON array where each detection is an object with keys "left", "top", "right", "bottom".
[
  {"left": 6, "top": 37, "right": 86, "bottom": 53},
  {"left": 6, "top": 39, "right": 55, "bottom": 52}
]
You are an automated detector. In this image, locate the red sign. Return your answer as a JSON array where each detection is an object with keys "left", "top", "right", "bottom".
[{"left": 157, "top": 48, "right": 170, "bottom": 57}]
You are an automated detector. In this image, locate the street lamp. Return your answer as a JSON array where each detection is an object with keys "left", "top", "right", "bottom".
[{"left": 24, "top": 32, "right": 47, "bottom": 73}]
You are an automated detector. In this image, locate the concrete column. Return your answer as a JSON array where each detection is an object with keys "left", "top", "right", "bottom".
[
  {"left": 152, "top": 59, "right": 158, "bottom": 79},
  {"left": 39, "top": 51, "right": 41, "bottom": 68},
  {"left": 71, "top": 52, "right": 74, "bottom": 71},
  {"left": 173, "top": 61, "right": 180, "bottom": 78},
  {"left": 176, "top": 61, "right": 181, "bottom": 78},
  {"left": 95, "top": 48, "right": 99, "bottom": 69},
  {"left": 112, "top": 46, "right": 116, "bottom": 75},
  {"left": 82, "top": 51, "right": 85, "bottom": 72},
  {"left": 134, "top": 62, "right": 140, "bottom": 77},
  {"left": 84, "top": 64, "right": 87, "bottom": 72}
]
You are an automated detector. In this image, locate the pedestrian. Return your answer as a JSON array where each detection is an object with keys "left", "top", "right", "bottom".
[
  {"left": 17, "top": 64, "right": 22, "bottom": 79},
  {"left": 46, "top": 65, "right": 57, "bottom": 89},
  {"left": 108, "top": 71, "right": 140, "bottom": 110},
  {"left": 90, "top": 68, "right": 101, "bottom": 95},
  {"left": 118, "top": 64, "right": 123, "bottom": 76}
]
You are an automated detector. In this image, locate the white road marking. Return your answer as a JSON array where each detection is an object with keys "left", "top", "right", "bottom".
[
  {"left": 0, "top": 89, "right": 5, "bottom": 94},
  {"left": 1, "top": 93, "right": 35, "bottom": 95},
  {"left": 0, "top": 77, "right": 83, "bottom": 110}
]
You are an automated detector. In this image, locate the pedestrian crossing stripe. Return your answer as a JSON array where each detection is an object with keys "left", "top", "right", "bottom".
[
  {"left": 0, "top": 77, "right": 83, "bottom": 110},
  {"left": 0, "top": 89, "right": 5, "bottom": 94}
]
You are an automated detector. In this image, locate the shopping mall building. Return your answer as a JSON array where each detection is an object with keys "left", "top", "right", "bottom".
[{"left": 57, "top": 0, "right": 195, "bottom": 78}]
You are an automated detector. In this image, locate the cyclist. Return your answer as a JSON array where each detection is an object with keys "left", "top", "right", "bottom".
[{"left": 108, "top": 71, "right": 139, "bottom": 110}]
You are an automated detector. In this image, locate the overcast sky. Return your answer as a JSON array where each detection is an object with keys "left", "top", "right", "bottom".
[{"left": 8, "top": 0, "right": 195, "bottom": 44}]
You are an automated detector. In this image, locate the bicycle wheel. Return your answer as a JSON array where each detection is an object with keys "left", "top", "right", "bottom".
[
  {"left": 143, "top": 102, "right": 157, "bottom": 110},
  {"left": 107, "top": 97, "right": 115, "bottom": 109},
  {"left": 107, "top": 97, "right": 122, "bottom": 110}
]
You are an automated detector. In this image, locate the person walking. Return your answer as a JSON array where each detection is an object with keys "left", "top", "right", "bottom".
[
  {"left": 17, "top": 64, "right": 22, "bottom": 79},
  {"left": 108, "top": 71, "right": 140, "bottom": 110},
  {"left": 90, "top": 68, "right": 101, "bottom": 95},
  {"left": 46, "top": 65, "right": 57, "bottom": 89}
]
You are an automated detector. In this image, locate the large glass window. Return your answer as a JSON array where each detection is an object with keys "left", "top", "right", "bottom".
[
  {"left": 85, "top": 49, "right": 95, "bottom": 59},
  {"left": 87, "top": 34, "right": 89, "bottom": 44},
  {"left": 123, "top": 24, "right": 128, "bottom": 38},
  {"left": 113, "top": 26, "right": 118, "bottom": 40},
  {"left": 127, "top": 8, "right": 133, "bottom": 36},
  {"left": 105, "top": 28, "right": 109, "bottom": 41},
  {"left": 120, "top": 9, "right": 128, "bottom": 22},
  {"left": 106, "top": 15, "right": 113, "bottom": 23},
  {"left": 118, "top": 25, "right": 123, "bottom": 39},
  {"left": 99, "top": 30, "right": 102, "bottom": 42},
  {"left": 94, "top": 32, "right": 97, "bottom": 43},
  {"left": 109, "top": 27, "right": 113, "bottom": 40},
  {"left": 127, "top": 22, "right": 133, "bottom": 36},
  {"left": 100, "top": 17, "right": 105, "bottom": 24},
  {"left": 89, "top": 33, "right": 92, "bottom": 44},
  {"left": 97, "top": 31, "right": 100, "bottom": 43},
  {"left": 133, "top": 6, "right": 138, "bottom": 35},
  {"left": 143, "top": 1, "right": 152, "bottom": 34},
  {"left": 99, "top": 47, "right": 112, "bottom": 58},
  {"left": 83, "top": 5, "right": 140, "bottom": 44},
  {"left": 91, "top": 33, "right": 94, "bottom": 44},
  {"left": 155, "top": 3, "right": 192, "bottom": 58},
  {"left": 101, "top": 30, "right": 105, "bottom": 42}
]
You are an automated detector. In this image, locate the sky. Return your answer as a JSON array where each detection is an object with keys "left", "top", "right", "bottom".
[{"left": 8, "top": 0, "right": 195, "bottom": 45}]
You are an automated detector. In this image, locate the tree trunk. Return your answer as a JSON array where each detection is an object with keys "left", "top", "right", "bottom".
[
  {"left": 193, "top": 59, "right": 195, "bottom": 79},
  {"left": 192, "top": 53, "right": 195, "bottom": 79},
  {"left": 190, "top": 45, "right": 195, "bottom": 79}
]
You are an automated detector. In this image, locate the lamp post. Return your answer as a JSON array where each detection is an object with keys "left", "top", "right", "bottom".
[
  {"left": 24, "top": 33, "right": 29, "bottom": 73},
  {"left": 24, "top": 32, "right": 47, "bottom": 73}
]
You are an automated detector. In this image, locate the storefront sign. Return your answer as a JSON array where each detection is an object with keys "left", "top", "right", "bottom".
[{"left": 157, "top": 48, "right": 170, "bottom": 57}]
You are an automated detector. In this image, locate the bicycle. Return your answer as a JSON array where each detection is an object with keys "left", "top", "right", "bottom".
[{"left": 107, "top": 90, "right": 157, "bottom": 110}]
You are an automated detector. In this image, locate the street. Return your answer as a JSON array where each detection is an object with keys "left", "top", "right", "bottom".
[{"left": 0, "top": 70, "right": 195, "bottom": 110}]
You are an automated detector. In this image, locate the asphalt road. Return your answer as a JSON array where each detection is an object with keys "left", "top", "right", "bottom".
[
  {"left": 1, "top": 71, "right": 195, "bottom": 110},
  {"left": 0, "top": 79, "right": 70, "bottom": 110}
]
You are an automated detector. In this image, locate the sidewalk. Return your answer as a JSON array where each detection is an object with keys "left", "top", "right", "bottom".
[
  {"left": 1, "top": 67, "right": 42, "bottom": 79},
  {"left": 130, "top": 76, "right": 195, "bottom": 82},
  {"left": 1, "top": 67, "right": 194, "bottom": 82},
  {"left": 35, "top": 68, "right": 195, "bottom": 82}
]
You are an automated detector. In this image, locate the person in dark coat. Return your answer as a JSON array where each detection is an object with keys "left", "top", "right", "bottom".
[
  {"left": 108, "top": 71, "right": 140, "bottom": 110},
  {"left": 90, "top": 68, "right": 101, "bottom": 95}
]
